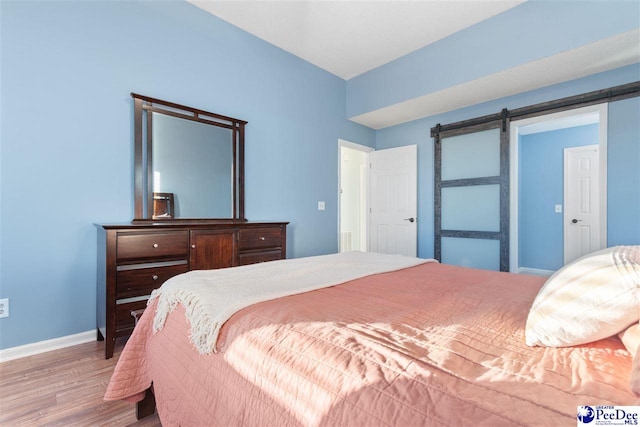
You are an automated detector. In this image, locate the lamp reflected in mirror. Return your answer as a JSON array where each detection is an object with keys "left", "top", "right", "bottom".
[{"left": 153, "top": 192, "right": 175, "bottom": 219}]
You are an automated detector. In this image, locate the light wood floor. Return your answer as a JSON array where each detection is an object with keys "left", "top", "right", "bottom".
[{"left": 0, "top": 338, "right": 161, "bottom": 426}]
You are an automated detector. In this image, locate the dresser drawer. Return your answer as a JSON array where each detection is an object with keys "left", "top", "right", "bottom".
[
  {"left": 238, "top": 249, "right": 283, "bottom": 266},
  {"left": 238, "top": 227, "right": 283, "bottom": 251},
  {"left": 117, "top": 231, "right": 189, "bottom": 261},
  {"left": 116, "top": 262, "right": 189, "bottom": 299},
  {"left": 115, "top": 299, "right": 148, "bottom": 336}
]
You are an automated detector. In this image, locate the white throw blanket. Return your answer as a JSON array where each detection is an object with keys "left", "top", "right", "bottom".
[{"left": 149, "top": 251, "right": 433, "bottom": 354}]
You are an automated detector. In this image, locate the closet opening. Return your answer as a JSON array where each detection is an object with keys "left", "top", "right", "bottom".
[{"left": 509, "top": 103, "right": 608, "bottom": 274}]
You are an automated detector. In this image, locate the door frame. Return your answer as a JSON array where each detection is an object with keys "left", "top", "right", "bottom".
[
  {"left": 337, "top": 139, "right": 374, "bottom": 252},
  {"left": 509, "top": 103, "right": 608, "bottom": 273}
]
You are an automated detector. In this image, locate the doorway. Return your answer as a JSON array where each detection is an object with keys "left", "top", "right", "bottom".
[
  {"left": 509, "top": 103, "right": 608, "bottom": 274},
  {"left": 338, "top": 140, "right": 418, "bottom": 256},
  {"left": 338, "top": 140, "right": 373, "bottom": 252}
]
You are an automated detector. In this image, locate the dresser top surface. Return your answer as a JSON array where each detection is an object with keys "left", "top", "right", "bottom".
[{"left": 98, "top": 220, "right": 289, "bottom": 230}]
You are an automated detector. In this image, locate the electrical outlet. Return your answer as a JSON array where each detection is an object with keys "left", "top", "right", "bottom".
[{"left": 0, "top": 298, "right": 8, "bottom": 318}]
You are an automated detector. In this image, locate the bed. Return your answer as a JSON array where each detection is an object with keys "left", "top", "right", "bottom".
[{"left": 105, "top": 249, "right": 639, "bottom": 426}]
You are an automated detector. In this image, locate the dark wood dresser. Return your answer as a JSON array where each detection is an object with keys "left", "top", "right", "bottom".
[{"left": 97, "top": 221, "right": 288, "bottom": 358}]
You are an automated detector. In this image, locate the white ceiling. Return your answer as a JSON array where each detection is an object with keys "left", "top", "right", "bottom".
[
  {"left": 188, "top": 0, "right": 525, "bottom": 80},
  {"left": 187, "top": 1, "right": 640, "bottom": 129}
]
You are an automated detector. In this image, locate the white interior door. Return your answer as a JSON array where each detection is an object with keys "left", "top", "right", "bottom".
[
  {"left": 564, "top": 144, "right": 600, "bottom": 264},
  {"left": 369, "top": 145, "right": 417, "bottom": 256}
]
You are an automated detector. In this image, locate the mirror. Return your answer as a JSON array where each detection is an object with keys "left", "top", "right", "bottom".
[{"left": 132, "top": 93, "right": 246, "bottom": 221}]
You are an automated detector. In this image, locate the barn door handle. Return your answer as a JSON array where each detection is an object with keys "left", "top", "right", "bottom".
[
  {"left": 571, "top": 218, "right": 582, "bottom": 224},
  {"left": 404, "top": 217, "right": 416, "bottom": 223}
]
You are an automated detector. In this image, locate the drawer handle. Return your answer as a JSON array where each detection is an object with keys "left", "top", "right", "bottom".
[
  {"left": 259, "top": 237, "right": 266, "bottom": 241},
  {"left": 153, "top": 243, "right": 159, "bottom": 248},
  {"left": 152, "top": 274, "right": 159, "bottom": 280},
  {"left": 191, "top": 244, "right": 196, "bottom": 249}
]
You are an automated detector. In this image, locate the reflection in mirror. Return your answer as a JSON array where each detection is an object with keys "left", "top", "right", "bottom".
[
  {"left": 152, "top": 113, "right": 233, "bottom": 218},
  {"left": 132, "top": 93, "right": 246, "bottom": 221},
  {"left": 152, "top": 192, "right": 175, "bottom": 219}
]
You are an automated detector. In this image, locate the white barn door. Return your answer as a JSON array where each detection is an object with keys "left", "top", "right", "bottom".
[{"left": 369, "top": 145, "right": 417, "bottom": 256}]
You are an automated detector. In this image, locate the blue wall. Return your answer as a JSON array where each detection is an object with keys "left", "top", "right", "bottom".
[
  {"left": 519, "top": 124, "right": 599, "bottom": 271},
  {"left": 0, "top": 0, "right": 374, "bottom": 350},
  {"left": 608, "top": 97, "right": 640, "bottom": 245}
]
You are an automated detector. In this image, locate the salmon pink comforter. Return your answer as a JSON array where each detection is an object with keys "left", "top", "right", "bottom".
[{"left": 105, "top": 262, "right": 637, "bottom": 426}]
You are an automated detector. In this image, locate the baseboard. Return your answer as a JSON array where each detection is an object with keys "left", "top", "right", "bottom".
[
  {"left": 518, "top": 267, "right": 555, "bottom": 277},
  {"left": 0, "top": 330, "right": 96, "bottom": 363}
]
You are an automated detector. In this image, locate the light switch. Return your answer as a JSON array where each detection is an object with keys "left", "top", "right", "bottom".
[
  {"left": 555, "top": 204, "right": 562, "bottom": 213},
  {"left": 318, "top": 201, "right": 325, "bottom": 211}
]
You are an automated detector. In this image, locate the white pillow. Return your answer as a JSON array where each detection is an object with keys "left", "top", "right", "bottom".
[
  {"left": 525, "top": 246, "right": 640, "bottom": 347},
  {"left": 619, "top": 322, "right": 640, "bottom": 358}
]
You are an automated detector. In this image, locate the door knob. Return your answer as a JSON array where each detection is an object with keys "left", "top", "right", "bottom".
[
  {"left": 404, "top": 217, "right": 416, "bottom": 223},
  {"left": 571, "top": 218, "right": 582, "bottom": 224}
]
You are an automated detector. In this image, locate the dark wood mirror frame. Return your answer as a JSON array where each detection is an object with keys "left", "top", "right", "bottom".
[{"left": 132, "top": 93, "right": 246, "bottom": 222}]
